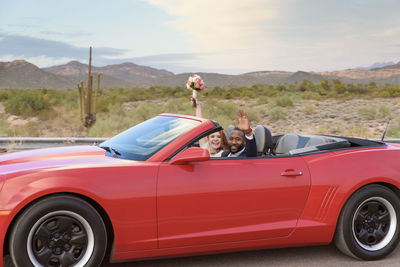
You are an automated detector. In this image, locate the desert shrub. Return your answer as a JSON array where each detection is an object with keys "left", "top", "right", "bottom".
[
  {"left": 332, "top": 79, "right": 346, "bottom": 94},
  {"left": 6, "top": 122, "right": 40, "bottom": 137},
  {"left": 260, "top": 85, "right": 279, "bottom": 97},
  {"left": 387, "top": 118, "right": 400, "bottom": 138},
  {"left": 88, "top": 112, "right": 132, "bottom": 137},
  {"left": 375, "top": 85, "right": 400, "bottom": 98},
  {"left": 317, "top": 127, "right": 329, "bottom": 135},
  {"left": 256, "top": 96, "right": 269, "bottom": 105},
  {"left": 302, "top": 104, "right": 316, "bottom": 115},
  {"left": 45, "top": 89, "right": 77, "bottom": 106},
  {"left": 5, "top": 90, "right": 51, "bottom": 116},
  {"left": 245, "top": 108, "right": 261, "bottom": 122},
  {"left": 274, "top": 95, "right": 293, "bottom": 107},
  {"left": 222, "top": 90, "right": 234, "bottom": 99},
  {"left": 347, "top": 84, "right": 370, "bottom": 95},
  {"left": 203, "top": 100, "right": 237, "bottom": 121},
  {"left": 0, "top": 117, "right": 9, "bottom": 136},
  {"left": 239, "top": 87, "right": 257, "bottom": 98},
  {"left": 205, "top": 86, "right": 225, "bottom": 97},
  {"left": 301, "top": 91, "right": 321, "bottom": 100},
  {"left": 346, "top": 124, "right": 369, "bottom": 138},
  {"left": 269, "top": 106, "right": 287, "bottom": 120},
  {"left": 329, "top": 123, "right": 344, "bottom": 135},
  {"left": 164, "top": 98, "right": 192, "bottom": 114},
  {"left": 0, "top": 90, "right": 9, "bottom": 101},
  {"left": 96, "top": 94, "right": 121, "bottom": 113},
  {"left": 378, "top": 105, "right": 391, "bottom": 118},
  {"left": 357, "top": 106, "right": 376, "bottom": 120},
  {"left": 199, "top": 100, "right": 239, "bottom": 128},
  {"left": 131, "top": 103, "right": 163, "bottom": 122}
]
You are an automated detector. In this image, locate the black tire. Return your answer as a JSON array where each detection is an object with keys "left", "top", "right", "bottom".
[
  {"left": 9, "top": 195, "right": 107, "bottom": 267},
  {"left": 334, "top": 185, "right": 400, "bottom": 260}
]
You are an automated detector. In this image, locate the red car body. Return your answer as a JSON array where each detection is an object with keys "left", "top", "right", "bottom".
[{"left": 1, "top": 114, "right": 400, "bottom": 265}]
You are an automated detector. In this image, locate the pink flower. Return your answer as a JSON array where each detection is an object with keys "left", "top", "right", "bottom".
[{"left": 186, "top": 74, "right": 205, "bottom": 91}]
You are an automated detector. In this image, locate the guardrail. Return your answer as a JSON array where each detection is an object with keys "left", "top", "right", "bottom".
[
  {"left": 0, "top": 137, "right": 108, "bottom": 152},
  {"left": 0, "top": 137, "right": 399, "bottom": 152}
]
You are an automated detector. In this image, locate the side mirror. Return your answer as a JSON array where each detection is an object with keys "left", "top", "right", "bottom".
[{"left": 169, "top": 147, "right": 210, "bottom": 165}]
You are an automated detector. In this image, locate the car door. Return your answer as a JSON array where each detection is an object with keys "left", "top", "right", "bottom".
[{"left": 157, "top": 156, "right": 311, "bottom": 248}]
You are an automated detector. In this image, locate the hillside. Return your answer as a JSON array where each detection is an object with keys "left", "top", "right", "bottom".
[
  {"left": 1, "top": 60, "right": 400, "bottom": 89},
  {"left": 0, "top": 60, "right": 73, "bottom": 89},
  {"left": 43, "top": 61, "right": 174, "bottom": 87}
]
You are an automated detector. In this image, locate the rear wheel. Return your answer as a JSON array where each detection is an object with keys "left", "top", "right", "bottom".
[
  {"left": 9, "top": 195, "right": 107, "bottom": 267},
  {"left": 334, "top": 185, "right": 400, "bottom": 260}
]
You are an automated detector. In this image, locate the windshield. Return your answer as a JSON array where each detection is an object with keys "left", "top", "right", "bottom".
[{"left": 100, "top": 116, "right": 201, "bottom": 161}]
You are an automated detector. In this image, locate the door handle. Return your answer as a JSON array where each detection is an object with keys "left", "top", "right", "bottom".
[{"left": 281, "top": 169, "right": 303, "bottom": 177}]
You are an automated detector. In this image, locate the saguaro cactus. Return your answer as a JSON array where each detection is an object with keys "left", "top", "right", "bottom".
[{"left": 78, "top": 47, "right": 100, "bottom": 128}]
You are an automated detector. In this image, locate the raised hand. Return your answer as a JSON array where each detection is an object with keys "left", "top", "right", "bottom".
[
  {"left": 191, "top": 97, "right": 202, "bottom": 117},
  {"left": 233, "top": 109, "right": 252, "bottom": 136},
  {"left": 190, "top": 96, "right": 199, "bottom": 108}
]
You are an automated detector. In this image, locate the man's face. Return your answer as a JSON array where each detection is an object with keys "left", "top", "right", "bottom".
[{"left": 228, "top": 130, "right": 245, "bottom": 153}]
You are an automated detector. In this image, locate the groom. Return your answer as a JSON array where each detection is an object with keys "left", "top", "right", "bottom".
[{"left": 221, "top": 109, "right": 257, "bottom": 157}]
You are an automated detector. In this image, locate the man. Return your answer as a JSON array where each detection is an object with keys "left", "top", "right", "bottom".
[{"left": 221, "top": 110, "right": 257, "bottom": 157}]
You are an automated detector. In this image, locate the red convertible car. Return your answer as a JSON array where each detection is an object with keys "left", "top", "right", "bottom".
[{"left": 1, "top": 113, "right": 400, "bottom": 266}]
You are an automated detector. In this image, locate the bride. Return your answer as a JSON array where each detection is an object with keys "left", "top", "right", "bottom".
[{"left": 191, "top": 97, "right": 228, "bottom": 157}]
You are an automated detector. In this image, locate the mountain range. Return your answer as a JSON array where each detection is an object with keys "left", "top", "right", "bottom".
[{"left": 1, "top": 60, "right": 400, "bottom": 89}]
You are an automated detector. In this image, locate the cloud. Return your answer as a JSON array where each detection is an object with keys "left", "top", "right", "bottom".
[
  {"left": 0, "top": 54, "right": 76, "bottom": 68},
  {"left": 144, "top": 0, "right": 400, "bottom": 72},
  {"left": 0, "top": 33, "right": 128, "bottom": 66},
  {"left": 40, "top": 31, "right": 92, "bottom": 38},
  {"left": 0, "top": 32, "right": 210, "bottom": 72},
  {"left": 146, "top": 0, "right": 278, "bottom": 52},
  {"left": 97, "top": 52, "right": 207, "bottom": 73}
]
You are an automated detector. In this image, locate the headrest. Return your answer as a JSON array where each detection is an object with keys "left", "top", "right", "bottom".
[
  {"left": 306, "top": 136, "right": 325, "bottom": 146},
  {"left": 254, "top": 125, "right": 273, "bottom": 155},
  {"left": 275, "top": 133, "right": 299, "bottom": 155}
]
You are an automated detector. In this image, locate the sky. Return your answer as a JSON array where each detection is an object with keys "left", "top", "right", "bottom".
[{"left": 1, "top": 0, "right": 400, "bottom": 74}]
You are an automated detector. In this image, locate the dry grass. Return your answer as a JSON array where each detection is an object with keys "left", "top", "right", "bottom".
[{"left": 0, "top": 88, "right": 400, "bottom": 139}]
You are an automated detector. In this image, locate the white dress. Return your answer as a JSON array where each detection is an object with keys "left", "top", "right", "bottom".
[{"left": 201, "top": 142, "right": 223, "bottom": 157}]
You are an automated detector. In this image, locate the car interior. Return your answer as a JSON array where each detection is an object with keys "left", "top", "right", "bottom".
[{"left": 223, "top": 124, "right": 385, "bottom": 157}]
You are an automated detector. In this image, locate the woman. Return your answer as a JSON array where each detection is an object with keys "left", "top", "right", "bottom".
[{"left": 191, "top": 97, "right": 228, "bottom": 157}]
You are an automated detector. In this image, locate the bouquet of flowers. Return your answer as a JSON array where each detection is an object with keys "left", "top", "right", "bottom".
[{"left": 186, "top": 74, "right": 205, "bottom": 99}]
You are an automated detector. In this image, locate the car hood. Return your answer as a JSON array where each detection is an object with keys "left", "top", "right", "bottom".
[{"left": 0, "top": 145, "right": 106, "bottom": 166}]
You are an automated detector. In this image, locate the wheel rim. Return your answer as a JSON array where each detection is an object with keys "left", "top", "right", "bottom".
[
  {"left": 352, "top": 196, "right": 397, "bottom": 251},
  {"left": 27, "top": 210, "right": 94, "bottom": 267}
]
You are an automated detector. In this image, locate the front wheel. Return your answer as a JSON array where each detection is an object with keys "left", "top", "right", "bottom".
[
  {"left": 334, "top": 185, "right": 400, "bottom": 260},
  {"left": 9, "top": 195, "right": 107, "bottom": 267}
]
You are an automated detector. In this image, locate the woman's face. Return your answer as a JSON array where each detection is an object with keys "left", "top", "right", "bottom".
[{"left": 208, "top": 132, "right": 222, "bottom": 150}]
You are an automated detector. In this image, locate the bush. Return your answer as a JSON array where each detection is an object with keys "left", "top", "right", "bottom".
[
  {"left": 0, "top": 117, "right": 9, "bottom": 136},
  {"left": 375, "top": 86, "right": 400, "bottom": 98},
  {"left": 274, "top": 95, "right": 293, "bottom": 107},
  {"left": 357, "top": 106, "right": 376, "bottom": 120},
  {"left": 269, "top": 106, "right": 287, "bottom": 120},
  {"left": 346, "top": 124, "right": 369, "bottom": 138},
  {"left": 301, "top": 91, "right": 321, "bottom": 100},
  {"left": 387, "top": 118, "right": 400, "bottom": 138},
  {"left": 5, "top": 90, "right": 51, "bottom": 116},
  {"left": 256, "top": 96, "right": 269, "bottom": 105},
  {"left": 378, "top": 105, "right": 391, "bottom": 118},
  {"left": 0, "top": 90, "right": 9, "bottom": 102},
  {"left": 164, "top": 98, "right": 192, "bottom": 114},
  {"left": 302, "top": 104, "right": 316, "bottom": 115}
]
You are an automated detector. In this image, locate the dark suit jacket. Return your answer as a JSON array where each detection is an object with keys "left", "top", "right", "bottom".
[{"left": 221, "top": 135, "right": 257, "bottom": 157}]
